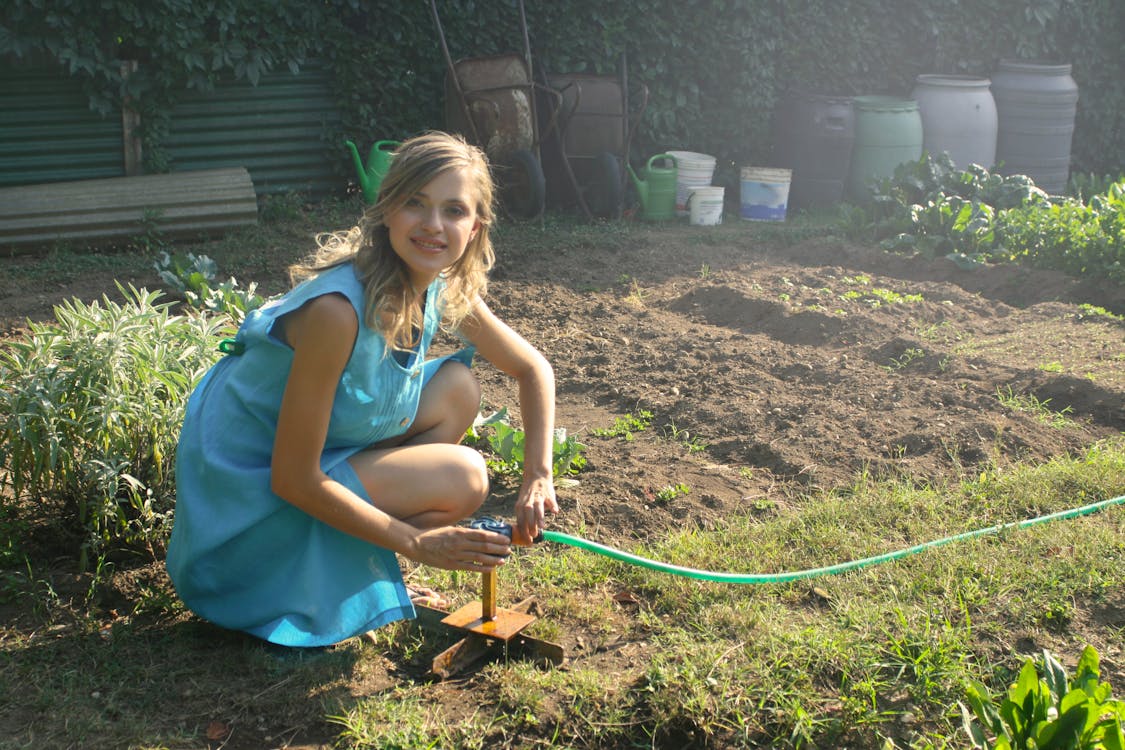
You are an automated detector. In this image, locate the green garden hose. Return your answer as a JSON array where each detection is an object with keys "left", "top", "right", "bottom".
[{"left": 539, "top": 494, "right": 1125, "bottom": 584}]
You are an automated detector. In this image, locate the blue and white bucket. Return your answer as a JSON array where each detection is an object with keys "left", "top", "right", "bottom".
[{"left": 740, "top": 167, "right": 792, "bottom": 221}]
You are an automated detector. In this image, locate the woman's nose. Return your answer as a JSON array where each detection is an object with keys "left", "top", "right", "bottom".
[{"left": 421, "top": 207, "right": 441, "bottom": 231}]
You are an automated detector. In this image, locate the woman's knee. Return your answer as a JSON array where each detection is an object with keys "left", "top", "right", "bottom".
[
  {"left": 456, "top": 445, "right": 490, "bottom": 505},
  {"left": 409, "top": 362, "right": 481, "bottom": 445},
  {"left": 436, "top": 361, "right": 480, "bottom": 416}
]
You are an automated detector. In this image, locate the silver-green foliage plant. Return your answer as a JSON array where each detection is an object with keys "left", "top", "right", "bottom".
[
  {"left": 961, "top": 645, "right": 1125, "bottom": 750},
  {"left": 0, "top": 284, "right": 227, "bottom": 568}
]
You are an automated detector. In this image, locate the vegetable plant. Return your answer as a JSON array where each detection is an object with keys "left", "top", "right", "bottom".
[
  {"left": 467, "top": 408, "right": 587, "bottom": 479},
  {"left": 960, "top": 645, "right": 1125, "bottom": 750},
  {"left": 154, "top": 251, "right": 264, "bottom": 324},
  {"left": 845, "top": 154, "right": 1125, "bottom": 283}
]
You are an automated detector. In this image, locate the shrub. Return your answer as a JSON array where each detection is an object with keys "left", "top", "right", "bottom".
[{"left": 0, "top": 285, "right": 226, "bottom": 568}]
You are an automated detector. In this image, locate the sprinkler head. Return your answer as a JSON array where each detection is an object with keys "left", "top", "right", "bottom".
[{"left": 469, "top": 516, "right": 542, "bottom": 546}]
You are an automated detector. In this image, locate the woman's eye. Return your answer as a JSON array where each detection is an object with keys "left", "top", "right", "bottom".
[
  {"left": 445, "top": 205, "right": 468, "bottom": 218},
  {"left": 405, "top": 197, "right": 423, "bottom": 208}
]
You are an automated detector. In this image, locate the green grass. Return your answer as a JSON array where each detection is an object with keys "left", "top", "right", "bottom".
[
  {"left": 996, "top": 385, "right": 1078, "bottom": 428},
  {"left": 363, "top": 439, "right": 1124, "bottom": 749},
  {"left": 2, "top": 423, "right": 1121, "bottom": 749}
]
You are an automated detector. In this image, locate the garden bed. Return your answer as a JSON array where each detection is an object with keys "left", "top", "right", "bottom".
[{"left": 1, "top": 207, "right": 1123, "bottom": 748}]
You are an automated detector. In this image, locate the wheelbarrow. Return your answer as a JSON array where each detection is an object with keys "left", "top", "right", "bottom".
[
  {"left": 429, "top": 0, "right": 566, "bottom": 221},
  {"left": 539, "top": 55, "right": 648, "bottom": 220}
]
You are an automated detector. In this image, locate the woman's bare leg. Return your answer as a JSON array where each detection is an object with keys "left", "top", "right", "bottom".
[{"left": 347, "top": 361, "right": 488, "bottom": 527}]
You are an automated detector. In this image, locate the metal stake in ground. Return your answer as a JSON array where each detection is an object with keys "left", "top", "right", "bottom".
[{"left": 415, "top": 519, "right": 564, "bottom": 679}]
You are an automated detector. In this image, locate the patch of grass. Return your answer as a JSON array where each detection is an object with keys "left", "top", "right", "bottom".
[
  {"left": 329, "top": 686, "right": 490, "bottom": 749},
  {"left": 1076, "top": 303, "right": 1123, "bottom": 322},
  {"left": 3, "top": 439, "right": 1122, "bottom": 748},
  {"left": 996, "top": 385, "right": 1077, "bottom": 428}
]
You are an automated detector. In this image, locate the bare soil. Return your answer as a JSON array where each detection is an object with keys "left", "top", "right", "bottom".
[{"left": 1, "top": 217, "right": 1123, "bottom": 749}]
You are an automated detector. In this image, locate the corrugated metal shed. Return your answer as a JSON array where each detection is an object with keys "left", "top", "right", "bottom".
[
  {"left": 165, "top": 63, "right": 345, "bottom": 196},
  {"left": 0, "top": 64, "right": 127, "bottom": 189},
  {"left": 0, "top": 60, "right": 345, "bottom": 197}
]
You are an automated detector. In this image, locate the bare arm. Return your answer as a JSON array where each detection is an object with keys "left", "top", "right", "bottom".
[
  {"left": 269, "top": 294, "right": 509, "bottom": 569},
  {"left": 459, "top": 298, "right": 559, "bottom": 542}
]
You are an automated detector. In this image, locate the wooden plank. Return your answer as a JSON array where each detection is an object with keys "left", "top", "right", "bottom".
[{"left": 0, "top": 168, "right": 258, "bottom": 251}]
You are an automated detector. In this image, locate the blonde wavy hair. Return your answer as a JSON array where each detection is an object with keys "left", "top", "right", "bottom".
[{"left": 289, "top": 131, "right": 495, "bottom": 352}]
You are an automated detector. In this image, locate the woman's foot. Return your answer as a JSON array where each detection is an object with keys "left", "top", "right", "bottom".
[{"left": 406, "top": 585, "right": 450, "bottom": 610}]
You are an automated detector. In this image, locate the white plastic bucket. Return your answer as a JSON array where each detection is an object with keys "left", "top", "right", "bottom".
[
  {"left": 687, "top": 186, "right": 724, "bottom": 226},
  {"left": 740, "top": 167, "right": 792, "bottom": 222},
  {"left": 667, "top": 150, "right": 716, "bottom": 216}
]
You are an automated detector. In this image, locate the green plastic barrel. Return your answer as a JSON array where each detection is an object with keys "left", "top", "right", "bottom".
[{"left": 847, "top": 96, "right": 923, "bottom": 201}]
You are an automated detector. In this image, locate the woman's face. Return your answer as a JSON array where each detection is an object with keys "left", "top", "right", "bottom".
[{"left": 385, "top": 168, "right": 480, "bottom": 291}]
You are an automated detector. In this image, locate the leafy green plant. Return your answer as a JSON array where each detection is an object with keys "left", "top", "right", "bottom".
[
  {"left": 884, "top": 347, "right": 925, "bottom": 371},
  {"left": 848, "top": 155, "right": 1125, "bottom": 283},
  {"left": 0, "top": 285, "right": 227, "bottom": 567},
  {"left": 592, "top": 410, "right": 653, "bottom": 441},
  {"left": 998, "top": 182, "right": 1125, "bottom": 283},
  {"left": 655, "top": 483, "right": 691, "bottom": 502},
  {"left": 154, "top": 251, "right": 264, "bottom": 325},
  {"left": 467, "top": 408, "right": 587, "bottom": 479},
  {"left": 960, "top": 646, "right": 1125, "bottom": 750}
]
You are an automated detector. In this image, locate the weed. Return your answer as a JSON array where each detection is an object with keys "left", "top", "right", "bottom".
[
  {"left": 661, "top": 420, "right": 709, "bottom": 453},
  {"left": 1076, "top": 303, "right": 1123, "bottom": 321},
  {"left": 655, "top": 483, "right": 691, "bottom": 502},
  {"left": 624, "top": 277, "right": 650, "bottom": 307},
  {"left": 1038, "top": 361, "right": 1065, "bottom": 373},
  {"left": 996, "top": 386, "right": 1076, "bottom": 428},
  {"left": 884, "top": 347, "right": 925, "bottom": 371},
  {"left": 960, "top": 645, "right": 1125, "bottom": 750},
  {"left": 133, "top": 207, "right": 170, "bottom": 253},
  {"left": 592, "top": 410, "right": 653, "bottom": 441}
]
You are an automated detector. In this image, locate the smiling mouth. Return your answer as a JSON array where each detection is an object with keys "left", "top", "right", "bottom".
[{"left": 413, "top": 237, "right": 446, "bottom": 251}]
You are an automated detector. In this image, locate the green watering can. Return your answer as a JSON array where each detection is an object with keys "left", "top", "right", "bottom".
[
  {"left": 345, "top": 139, "right": 401, "bottom": 205},
  {"left": 627, "top": 153, "right": 678, "bottom": 221}
]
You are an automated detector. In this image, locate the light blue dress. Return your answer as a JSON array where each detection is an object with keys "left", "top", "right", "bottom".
[{"left": 166, "top": 262, "right": 473, "bottom": 647}]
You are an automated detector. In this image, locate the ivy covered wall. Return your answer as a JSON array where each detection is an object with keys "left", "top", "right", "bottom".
[{"left": 3, "top": 0, "right": 1123, "bottom": 191}]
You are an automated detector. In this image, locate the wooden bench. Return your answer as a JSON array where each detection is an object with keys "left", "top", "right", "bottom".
[{"left": 0, "top": 167, "right": 258, "bottom": 252}]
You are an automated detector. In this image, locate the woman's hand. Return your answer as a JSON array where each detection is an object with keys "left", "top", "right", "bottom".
[
  {"left": 411, "top": 526, "right": 513, "bottom": 572},
  {"left": 513, "top": 474, "right": 558, "bottom": 546}
]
